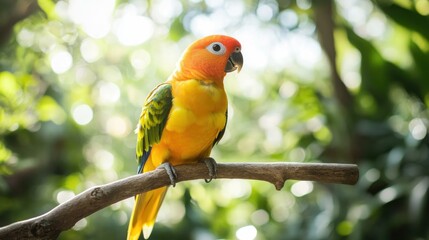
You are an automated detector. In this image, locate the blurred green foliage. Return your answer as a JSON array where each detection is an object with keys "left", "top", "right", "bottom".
[{"left": 1, "top": 0, "right": 429, "bottom": 239}]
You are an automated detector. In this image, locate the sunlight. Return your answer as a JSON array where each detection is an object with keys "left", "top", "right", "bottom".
[
  {"left": 290, "top": 34, "right": 322, "bottom": 69},
  {"left": 306, "top": 116, "right": 324, "bottom": 132},
  {"left": 150, "top": 0, "right": 183, "bottom": 24},
  {"left": 236, "top": 225, "right": 257, "bottom": 240},
  {"left": 279, "top": 9, "right": 298, "bottom": 28},
  {"left": 157, "top": 201, "right": 185, "bottom": 225},
  {"left": 220, "top": 180, "right": 252, "bottom": 199},
  {"left": 72, "top": 218, "right": 88, "bottom": 231},
  {"left": 129, "top": 49, "right": 151, "bottom": 70},
  {"left": 289, "top": 147, "right": 306, "bottom": 162},
  {"left": 56, "top": 190, "right": 75, "bottom": 204},
  {"left": 336, "top": 0, "right": 373, "bottom": 28},
  {"left": 378, "top": 187, "right": 398, "bottom": 203},
  {"left": 291, "top": 181, "right": 314, "bottom": 197},
  {"left": 94, "top": 149, "right": 114, "bottom": 170},
  {"left": 256, "top": 3, "right": 276, "bottom": 22},
  {"left": 50, "top": 49, "right": 73, "bottom": 74},
  {"left": 113, "top": 14, "right": 154, "bottom": 46},
  {"left": 224, "top": 1, "right": 245, "bottom": 18},
  {"left": 80, "top": 38, "right": 101, "bottom": 63},
  {"left": 16, "top": 28, "right": 34, "bottom": 47},
  {"left": 190, "top": 13, "right": 228, "bottom": 37},
  {"left": 409, "top": 118, "right": 427, "bottom": 140},
  {"left": 279, "top": 81, "right": 298, "bottom": 98},
  {"left": 250, "top": 209, "right": 270, "bottom": 226},
  {"left": 205, "top": 0, "right": 224, "bottom": 9},
  {"left": 72, "top": 104, "right": 93, "bottom": 125},
  {"left": 97, "top": 82, "right": 121, "bottom": 104},
  {"left": 67, "top": 0, "right": 114, "bottom": 38},
  {"left": 105, "top": 116, "right": 131, "bottom": 138},
  {"left": 364, "top": 168, "right": 380, "bottom": 182}
]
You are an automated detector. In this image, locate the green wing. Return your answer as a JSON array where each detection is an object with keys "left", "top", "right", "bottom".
[{"left": 136, "top": 83, "right": 172, "bottom": 171}]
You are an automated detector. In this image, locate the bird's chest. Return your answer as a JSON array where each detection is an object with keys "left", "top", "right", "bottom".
[
  {"left": 162, "top": 79, "right": 227, "bottom": 159},
  {"left": 166, "top": 79, "right": 227, "bottom": 132}
]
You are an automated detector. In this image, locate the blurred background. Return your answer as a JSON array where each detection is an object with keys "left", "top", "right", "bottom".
[{"left": 1, "top": 0, "right": 429, "bottom": 239}]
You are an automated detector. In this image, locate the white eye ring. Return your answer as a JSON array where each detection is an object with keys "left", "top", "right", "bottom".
[{"left": 206, "top": 42, "right": 226, "bottom": 55}]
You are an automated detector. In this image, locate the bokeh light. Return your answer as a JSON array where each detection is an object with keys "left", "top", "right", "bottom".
[
  {"left": 72, "top": 104, "right": 93, "bottom": 125},
  {"left": 56, "top": 190, "right": 76, "bottom": 204},
  {"left": 3, "top": 0, "right": 429, "bottom": 239},
  {"left": 236, "top": 225, "right": 257, "bottom": 240},
  {"left": 113, "top": 15, "right": 154, "bottom": 46},
  {"left": 291, "top": 181, "right": 314, "bottom": 197},
  {"left": 50, "top": 49, "right": 73, "bottom": 74}
]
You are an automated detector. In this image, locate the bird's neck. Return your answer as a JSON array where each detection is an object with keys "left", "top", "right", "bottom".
[{"left": 170, "top": 66, "right": 226, "bottom": 87}]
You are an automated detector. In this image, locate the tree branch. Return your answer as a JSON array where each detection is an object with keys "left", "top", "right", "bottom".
[
  {"left": 0, "top": 161, "right": 359, "bottom": 240},
  {"left": 313, "top": 0, "right": 354, "bottom": 109}
]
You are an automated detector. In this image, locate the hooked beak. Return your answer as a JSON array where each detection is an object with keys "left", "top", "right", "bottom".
[{"left": 225, "top": 50, "right": 243, "bottom": 73}]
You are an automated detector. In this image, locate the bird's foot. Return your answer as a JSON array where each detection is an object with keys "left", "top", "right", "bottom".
[
  {"left": 202, "top": 157, "right": 217, "bottom": 183},
  {"left": 158, "top": 162, "right": 178, "bottom": 187}
]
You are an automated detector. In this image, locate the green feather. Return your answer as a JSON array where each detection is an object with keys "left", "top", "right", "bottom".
[{"left": 136, "top": 83, "right": 173, "bottom": 164}]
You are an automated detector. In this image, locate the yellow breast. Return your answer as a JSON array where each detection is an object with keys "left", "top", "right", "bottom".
[{"left": 152, "top": 79, "right": 227, "bottom": 165}]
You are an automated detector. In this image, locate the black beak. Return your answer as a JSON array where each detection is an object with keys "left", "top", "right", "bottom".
[{"left": 225, "top": 51, "right": 243, "bottom": 73}]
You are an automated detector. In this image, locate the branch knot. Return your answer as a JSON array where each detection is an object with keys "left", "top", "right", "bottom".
[
  {"left": 30, "top": 219, "right": 54, "bottom": 238},
  {"left": 90, "top": 187, "right": 106, "bottom": 201}
]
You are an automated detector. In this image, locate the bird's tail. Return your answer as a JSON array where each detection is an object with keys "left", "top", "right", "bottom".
[{"left": 127, "top": 187, "right": 168, "bottom": 240}]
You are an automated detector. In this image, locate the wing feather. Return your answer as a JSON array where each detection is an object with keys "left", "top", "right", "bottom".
[{"left": 136, "top": 83, "right": 173, "bottom": 173}]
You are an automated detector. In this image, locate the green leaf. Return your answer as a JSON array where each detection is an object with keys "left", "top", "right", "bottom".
[
  {"left": 409, "top": 38, "right": 429, "bottom": 94},
  {"left": 386, "top": 61, "right": 425, "bottom": 101},
  {"left": 0, "top": 72, "right": 20, "bottom": 99},
  {"left": 36, "top": 96, "right": 66, "bottom": 124},
  {"left": 345, "top": 27, "right": 390, "bottom": 113},
  {"left": 378, "top": 3, "right": 429, "bottom": 42},
  {"left": 37, "top": 0, "right": 58, "bottom": 19},
  {"left": 0, "top": 142, "right": 11, "bottom": 162}
]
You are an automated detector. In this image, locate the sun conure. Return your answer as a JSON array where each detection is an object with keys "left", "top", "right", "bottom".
[{"left": 127, "top": 35, "right": 243, "bottom": 240}]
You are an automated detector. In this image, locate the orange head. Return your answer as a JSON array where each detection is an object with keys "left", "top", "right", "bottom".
[{"left": 174, "top": 35, "right": 243, "bottom": 82}]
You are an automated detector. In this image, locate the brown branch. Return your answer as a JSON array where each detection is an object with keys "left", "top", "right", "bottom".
[
  {"left": 0, "top": 161, "right": 359, "bottom": 240},
  {"left": 313, "top": 0, "right": 354, "bottom": 108}
]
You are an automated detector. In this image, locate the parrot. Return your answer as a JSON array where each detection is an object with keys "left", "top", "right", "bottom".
[{"left": 127, "top": 35, "right": 243, "bottom": 240}]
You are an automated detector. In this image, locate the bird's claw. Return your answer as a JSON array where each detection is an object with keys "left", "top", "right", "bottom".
[
  {"left": 203, "top": 157, "right": 217, "bottom": 183},
  {"left": 158, "top": 162, "right": 178, "bottom": 187}
]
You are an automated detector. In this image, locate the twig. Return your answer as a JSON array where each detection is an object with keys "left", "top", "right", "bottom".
[{"left": 0, "top": 161, "right": 359, "bottom": 240}]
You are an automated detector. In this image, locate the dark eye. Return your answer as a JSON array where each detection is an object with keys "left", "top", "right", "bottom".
[
  {"left": 212, "top": 44, "right": 221, "bottom": 52},
  {"left": 206, "top": 42, "right": 226, "bottom": 55}
]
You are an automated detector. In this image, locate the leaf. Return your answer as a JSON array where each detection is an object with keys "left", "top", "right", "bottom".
[
  {"left": 386, "top": 61, "right": 425, "bottom": 101},
  {"left": 409, "top": 39, "right": 429, "bottom": 94},
  {"left": 0, "top": 72, "right": 20, "bottom": 99},
  {"left": 378, "top": 3, "right": 429, "bottom": 42},
  {"left": 36, "top": 96, "right": 66, "bottom": 124},
  {"left": 345, "top": 26, "right": 391, "bottom": 116},
  {"left": 0, "top": 142, "right": 11, "bottom": 163},
  {"left": 37, "top": 0, "right": 58, "bottom": 19},
  {"left": 169, "top": 18, "right": 187, "bottom": 41}
]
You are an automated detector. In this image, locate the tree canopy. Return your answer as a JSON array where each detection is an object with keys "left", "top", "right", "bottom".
[{"left": 1, "top": 0, "right": 429, "bottom": 239}]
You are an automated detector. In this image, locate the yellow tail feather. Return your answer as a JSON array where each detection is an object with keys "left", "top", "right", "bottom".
[{"left": 127, "top": 187, "right": 168, "bottom": 240}]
